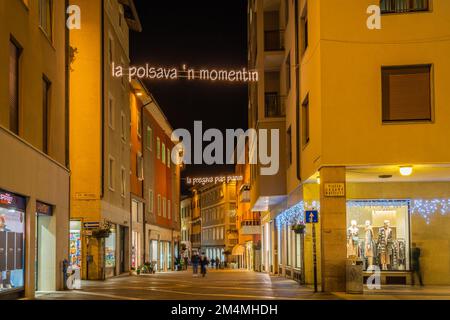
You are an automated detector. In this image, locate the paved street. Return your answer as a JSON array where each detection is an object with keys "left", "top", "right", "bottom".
[
  {"left": 35, "top": 269, "right": 334, "bottom": 300},
  {"left": 35, "top": 269, "right": 450, "bottom": 300}
]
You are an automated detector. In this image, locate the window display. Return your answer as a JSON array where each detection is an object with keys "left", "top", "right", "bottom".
[
  {"left": 0, "top": 191, "right": 26, "bottom": 294},
  {"left": 105, "top": 226, "right": 116, "bottom": 269},
  {"left": 69, "top": 221, "right": 82, "bottom": 268},
  {"left": 347, "top": 200, "right": 410, "bottom": 271}
]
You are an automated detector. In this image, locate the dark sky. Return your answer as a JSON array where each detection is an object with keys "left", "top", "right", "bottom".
[{"left": 130, "top": 0, "right": 249, "bottom": 191}]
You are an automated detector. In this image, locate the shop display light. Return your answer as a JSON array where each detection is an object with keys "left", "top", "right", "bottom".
[
  {"left": 399, "top": 166, "right": 413, "bottom": 176},
  {"left": 347, "top": 199, "right": 450, "bottom": 225}
]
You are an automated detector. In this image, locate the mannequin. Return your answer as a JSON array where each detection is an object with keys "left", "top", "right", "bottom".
[
  {"left": 364, "top": 220, "right": 374, "bottom": 268},
  {"left": 377, "top": 220, "right": 393, "bottom": 270},
  {"left": 347, "top": 220, "right": 359, "bottom": 258}
]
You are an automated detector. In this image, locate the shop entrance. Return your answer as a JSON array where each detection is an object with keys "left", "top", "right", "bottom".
[
  {"left": 119, "top": 226, "right": 128, "bottom": 274},
  {"left": 35, "top": 201, "right": 55, "bottom": 292}
]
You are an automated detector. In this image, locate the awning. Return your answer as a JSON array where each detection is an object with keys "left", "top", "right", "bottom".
[{"left": 231, "top": 244, "right": 245, "bottom": 256}]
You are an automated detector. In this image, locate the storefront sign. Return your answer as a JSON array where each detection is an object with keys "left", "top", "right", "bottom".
[
  {"left": 75, "top": 192, "right": 97, "bottom": 200},
  {"left": 324, "top": 183, "right": 346, "bottom": 197},
  {"left": 36, "top": 201, "right": 53, "bottom": 216},
  {"left": 83, "top": 222, "right": 100, "bottom": 230},
  {"left": 0, "top": 190, "right": 26, "bottom": 211}
]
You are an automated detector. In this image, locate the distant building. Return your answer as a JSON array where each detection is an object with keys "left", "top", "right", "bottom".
[
  {"left": 130, "top": 79, "right": 181, "bottom": 272},
  {"left": 200, "top": 182, "right": 237, "bottom": 263}
]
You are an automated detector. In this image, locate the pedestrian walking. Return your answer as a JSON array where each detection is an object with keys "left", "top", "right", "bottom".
[
  {"left": 215, "top": 257, "right": 220, "bottom": 270},
  {"left": 411, "top": 243, "right": 424, "bottom": 286},
  {"left": 184, "top": 256, "right": 189, "bottom": 271},
  {"left": 192, "top": 253, "right": 199, "bottom": 276},
  {"left": 200, "top": 253, "right": 209, "bottom": 278}
]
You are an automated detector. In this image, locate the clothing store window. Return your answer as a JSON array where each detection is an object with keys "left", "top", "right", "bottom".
[
  {"left": 0, "top": 190, "right": 26, "bottom": 294},
  {"left": 347, "top": 200, "right": 410, "bottom": 271}
]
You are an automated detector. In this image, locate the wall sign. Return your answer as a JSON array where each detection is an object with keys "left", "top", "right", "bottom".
[
  {"left": 324, "top": 183, "right": 346, "bottom": 197},
  {"left": 36, "top": 201, "right": 53, "bottom": 216}
]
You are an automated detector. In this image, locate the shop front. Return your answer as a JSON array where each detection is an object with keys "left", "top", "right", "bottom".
[
  {"left": 347, "top": 200, "right": 411, "bottom": 283},
  {"left": 0, "top": 190, "right": 25, "bottom": 296},
  {"left": 104, "top": 225, "right": 117, "bottom": 278}
]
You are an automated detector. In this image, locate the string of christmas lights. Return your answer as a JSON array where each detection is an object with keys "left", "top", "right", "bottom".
[{"left": 275, "top": 199, "right": 450, "bottom": 227}]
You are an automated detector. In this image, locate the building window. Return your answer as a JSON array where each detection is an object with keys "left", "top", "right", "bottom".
[
  {"left": 9, "top": 39, "right": 21, "bottom": 135},
  {"left": 163, "top": 197, "right": 167, "bottom": 218},
  {"left": 137, "top": 109, "right": 142, "bottom": 138},
  {"left": 168, "top": 200, "right": 171, "bottom": 220},
  {"left": 285, "top": 53, "right": 291, "bottom": 94},
  {"left": 167, "top": 148, "right": 171, "bottom": 168},
  {"left": 301, "top": 4, "right": 308, "bottom": 55},
  {"left": 287, "top": 126, "right": 292, "bottom": 166},
  {"left": 157, "top": 137, "right": 161, "bottom": 159},
  {"left": 162, "top": 143, "right": 166, "bottom": 164},
  {"left": 121, "top": 111, "right": 126, "bottom": 142},
  {"left": 108, "top": 36, "right": 114, "bottom": 65},
  {"left": 301, "top": 94, "right": 310, "bottom": 146},
  {"left": 108, "top": 156, "right": 115, "bottom": 191},
  {"left": 108, "top": 96, "right": 115, "bottom": 129},
  {"left": 42, "top": 76, "right": 51, "bottom": 154},
  {"left": 137, "top": 152, "right": 144, "bottom": 181},
  {"left": 380, "top": 0, "right": 429, "bottom": 14},
  {"left": 146, "top": 126, "right": 153, "bottom": 151},
  {"left": 121, "top": 166, "right": 126, "bottom": 197},
  {"left": 39, "top": 0, "right": 53, "bottom": 40},
  {"left": 382, "top": 65, "right": 432, "bottom": 122},
  {"left": 175, "top": 204, "right": 178, "bottom": 222},
  {"left": 149, "top": 189, "right": 154, "bottom": 213},
  {"left": 157, "top": 194, "right": 161, "bottom": 216},
  {"left": 284, "top": 0, "right": 289, "bottom": 27}
]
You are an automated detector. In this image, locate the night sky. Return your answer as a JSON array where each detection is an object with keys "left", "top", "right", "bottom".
[{"left": 130, "top": 0, "right": 249, "bottom": 191}]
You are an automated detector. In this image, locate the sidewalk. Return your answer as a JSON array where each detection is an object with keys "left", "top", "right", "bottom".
[{"left": 334, "top": 285, "right": 450, "bottom": 300}]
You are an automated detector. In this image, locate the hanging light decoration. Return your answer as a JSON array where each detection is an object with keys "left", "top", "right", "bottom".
[{"left": 276, "top": 200, "right": 321, "bottom": 226}]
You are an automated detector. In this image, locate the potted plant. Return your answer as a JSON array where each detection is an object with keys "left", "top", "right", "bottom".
[
  {"left": 91, "top": 221, "right": 112, "bottom": 239},
  {"left": 291, "top": 222, "right": 306, "bottom": 234}
]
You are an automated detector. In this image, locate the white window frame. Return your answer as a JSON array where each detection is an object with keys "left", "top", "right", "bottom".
[
  {"left": 148, "top": 189, "right": 154, "bottom": 213},
  {"left": 168, "top": 200, "right": 171, "bottom": 220},
  {"left": 137, "top": 151, "right": 144, "bottom": 181},
  {"left": 121, "top": 111, "right": 127, "bottom": 143},
  {"left": 157, "top": 194, "right": 161, "bottom": 216},
  {"left": 108, "top": 94, "right": 115, "bottom": 130},
  {"left": 146, "top": 126, "right": 153, "bottom": 151},
  {"left": 157, "top": 137, "right": 161, "bottom": 159},
  {"left": 163, "top": 197, "right": 167, "bottom": 218},
  {"left": 120, "top": 166, "right": 126, "bottom": 197},
  {"left": 108, "top": 155, "right": 115, "bottom": 192}
]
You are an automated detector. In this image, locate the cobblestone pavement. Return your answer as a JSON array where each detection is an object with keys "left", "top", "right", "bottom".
[{"left": 35, "top": 269, "right": 450, "bottom": 300}]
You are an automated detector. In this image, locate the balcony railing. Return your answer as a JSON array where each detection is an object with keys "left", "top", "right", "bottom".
[
  {"left": 264, "top": 30, "right": 285, "bottom": 51},
  {"left": 265, "top": 93, "right": 286, "bottom": 118},
  {"left": 241, "top": 219, "right": 261, "bottom": 227},
  {"left": 381, "top": 0, "right": 429, "bottom": 13}
]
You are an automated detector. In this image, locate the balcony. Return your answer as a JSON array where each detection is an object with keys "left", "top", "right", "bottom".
[
  {"left": 381, "top": 0, "right": 429, "bottom": 14},
  {"left": 264, "top": 30, "right": 285, "bottom": 52},
  {"left": 240, "top": 220, "right": 261, "bottom": 235},
  {"left": 265, "top": 93, "right": 286, "bottom": 118}
]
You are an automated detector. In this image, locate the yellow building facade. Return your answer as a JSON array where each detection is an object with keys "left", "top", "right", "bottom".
[
  {"left": 69, "top": 0, "right": 141, "bottom": 280},
  {"left": 251, "top": 0, "right": 450, "bottom": 291},
  {"left": 0, "top": 0, "right": 69, "bottom": 298}
]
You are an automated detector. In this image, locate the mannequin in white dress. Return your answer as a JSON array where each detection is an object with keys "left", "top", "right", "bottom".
[{"left": 347, "top": 220, "right": 359, "bottom": 258}]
